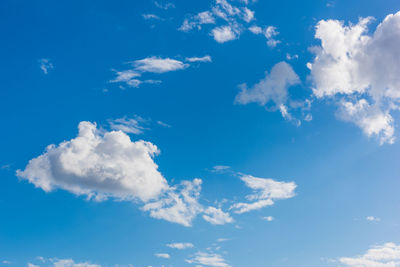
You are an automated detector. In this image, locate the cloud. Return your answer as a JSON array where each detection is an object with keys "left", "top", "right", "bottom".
[
  {"left": 108, "top": 116, "right": 147, "bottom": 134},
  {"left": 339, "top": 243, "right": 400, "bottom": 266},
  {"left": 230, "top": 174, "right": 296, "bottom": 214},
  {"left": 210, "top": 165, "right": 231, "bottom": 173},
  {"left": 142, "top": 179, "right": 203, "bottom": 227},
  {"left": 157, "top": 121, "right": 172, "bottom": 128},
  {"left": 248, "top": 25, "right": 281, "bottom": 48},
  {"left": 366, "top": 216, "right": 381, "bottom": 222},
  {"left": 202, "top": 207, "right": 234, "bottom": 225},
  {"left": 262, "top": 216, "right": 274, "bottom": 221},
  {"left": 38, "top": 58, "right": 54, "bottom": 74},
  {"left": 17, "top": 121, "right": 168, "bottom": 202},
  {"left": 186, "top": 252, "right": 231, "bottom": 267},
  {"left": 179, "top": 0, "right": 255, "bottom": 43},
  {"left": 154, "top": 1, "right": 175, "bottom": 10},
  {"left": 211, "top": 26, "right": 239, "bottom": 43},
  {"left": 132, "top": 57, "right": 188, "bottom": 74},
  {"left": 111, "top": 56, "right": 205, "bottom": 88},
  {"left": 155, "top": 253, "right": 170, "bottom": 259},
  {"left": 185, "top": 55, "right": 212, "bottom": 63},
  {"left": 179, "top": 11, "right": 216, "bottom": 32},
  {"left": 142, "top": 14, "right": 162, "bottom": 20},
  {"left": 166, "top": 242, "right": 194, "bottom": 250},
  {"left": 235, "top": 61, "right": 305, "bottom": 124},
  {"left": 29, "top": 258, "right": 101, "bottom": 267},
  {"left": 309, "top": 11, "right": 400, "bottom": 144}
]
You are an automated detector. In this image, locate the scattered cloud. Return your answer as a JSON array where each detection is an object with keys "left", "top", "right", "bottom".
[
  {"left": 38, "top": 58, "right": 54, "bottom": 74},
  {"left": 230, "top": 174, "right": 296, "bottom": 214},
  {"left": 111, "top": 56, "right": 208, "bottom": 88},
  {"left": 154, "top": 1, "right": 175, "bottom": 10},
  {"left": 235, "top": 61, "right": 310, "bottom": 125},
  {"left": 309, "top": 11, "right": 400, "bottom": 144},
  {"left": 262, "top": 216, "right": 274, "bottom": 221},
  {"left": 166, "top": 242, "right": 194, "bottom": 250},
  {"left": 366, "top": 216, "right": 381, "bottom": 222},
  {"left": 186, "top": 252, "right": 231, "bottom": 267},
  {"left": 248, "top": 25, "right": 281, "bottom": 48},
  {"left": 28, "top": 258, "right": 101, "bottom": 267},
  {"left": 108, "top": 116, "right": 147, "bottom": 134},
  {"left": 202, "top": 206, "right": 234, "bottom": 225},
  {"left": 211, "top": 25, "right": 239, "bottom": 43},
  {"left": 142, "top": 179, "right": 203, "bottom": 227},
  {"left": 210, "top": 165, "right": 231, "bottom": 173},
  {"left": 179, "top": 0, "right": 255, "bottom": 43},
  {"left": 157, "top": 121, "right": 172, "bottom": 128},
  {"left": 185, "top": 55, "right": 212, "bottom": 63},
  {"left": 142, "top": 14, "right": 162, "bottom": 20},
  {"left": 339, "top": 243, "right": 400, "bottom": 266},
  {"left": 155, "top": 253, "right": 170, "bottom": 259},
  {"left": 286, "top": 53, "right": 299, "bottom": 60}
]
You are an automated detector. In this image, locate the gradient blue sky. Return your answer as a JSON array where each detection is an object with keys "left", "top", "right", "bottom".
[{"left": 1, "top": 0, "right": 400, "bottom": 266}]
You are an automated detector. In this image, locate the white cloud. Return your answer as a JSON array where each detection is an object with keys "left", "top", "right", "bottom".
[
  {"left": 202, "top": 207, "right": 234, "bottom": 225},
  {"left": 248, "top": 25, "right": 281, "bottom": 48},
  {"left": 186, "top": 252, "right": 231, "bottom": 267},
  {"left": 108, "top": 116, "right": 147, "bottom": 134},
  {"left": 31, "top": 258, "right": 101, "bottom": 267},
  {"left": 180, "top": 11, "right": 216, "bottom": 32},
  {"left": 185, "top": 55, "right": 212, "bottom": 63},
  {"left": 309, "top": 11, "right": 400, "bottom": 144},
  {"left": 142, "top": 14, "right": 161, "bottom": 20},
  {"left": 210, "top": 165, "right": 231, "bottom": 173},
  {"left": 157, "top": 121, "right": 172, "bottom": 128},
  {"left": 154, "top": 1, "right": 175, "bottom": 10},
  {"left": 211, "top": 26, "right": 238, "bottom": 43},
  {"left": 17, "top": 121, "right": 168, "bottom": 202},
  {"left": 110, "top": 70, "right": 142, "bottom": 88},
  {"left": 38, "top": 58, "right": 54, "bottom": 74},
  {"left": 264, "top": 26, "right": 280, "bottom": 48},
  {"left": 248, "top": 25, "right": 262, "bottom": 34},
  {"left": 179, "top": 0, "right": 254, "bottom": 43},
  {"left": 142, "top": 179, "right": 203, "bottom": 227},
  {"left": 262, "top": 216, "right": 274, "bottom": 221},
  {"left": 235, "top": 61, "right": 303, "bottom": 123},
  {"left": 132, "top": 57, "right": 188, "bottom": 74},
  {"left": 230, "top": 174, "right": 296, "bottom": 214},
  {"left": 366, "top": 216, "right": 381, "bottom": 222},
  {"left": 166, "top": 242, "right": 194, "bottom": 250},
  {"left": 155, "top": 253, "right": 170, "bottom": 259},
  {"left": 339, "top": 243, "right": 400, "bottom": 266}
]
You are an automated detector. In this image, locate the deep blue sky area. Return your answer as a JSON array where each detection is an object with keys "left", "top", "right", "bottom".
[{"left": 1, "top": 0, "right": 400, "bottom": 266}]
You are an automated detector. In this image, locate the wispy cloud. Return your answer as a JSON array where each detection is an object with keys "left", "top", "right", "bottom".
[
  {"left": 38, "top": 58, "right": 54, "bottom": 74},
  {"left": 167, "top": 242, "right": 194, "bottom": 249}
]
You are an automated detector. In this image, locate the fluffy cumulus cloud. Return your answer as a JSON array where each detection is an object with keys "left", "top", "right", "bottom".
[
  {"left": 309, "top": 11, "right": 400, "bottom": 144},
  {"left": 17, "top": 121, "right": 168, "bottom": 202},
  {"left": 235, "top": 61, "right": 310, "bottom": 124},
  {"left": 186, "top": 252, "right": 231, "bottom": 267},
  {"left": 166, "top": 242, "right": 194, "bottom": 250},
  {"left": 339, "top": 243, "right": 400, "bottom": 266},
  {"left": 230, "top": 174, "right": 296, "bottom": 214},
  {"left": 179, "top": 0, "right": 255, "bottom": 43}
]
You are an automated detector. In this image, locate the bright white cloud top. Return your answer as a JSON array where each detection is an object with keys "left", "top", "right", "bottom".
[
  {"left": 309, "top": 11, "right": 400, "bottom": 144},
  {"left": 339, "top": 243, "right": 400, "bottom": 266},
  {"left": 16, "top": 121, "right": 168, "bottom": 202},
  {"left": 186, "top": 252, "right": 231, "bottom": 267}
]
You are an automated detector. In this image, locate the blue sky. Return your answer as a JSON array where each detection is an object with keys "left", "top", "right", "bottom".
[{"left": 1, "top": 0, "right": 400, "bottom": 266}]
